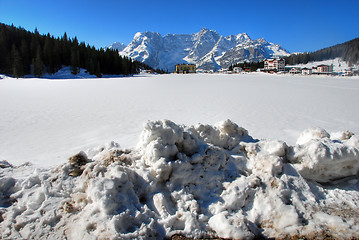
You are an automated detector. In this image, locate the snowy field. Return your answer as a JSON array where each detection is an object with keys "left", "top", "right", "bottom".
[
  {"left": 1, "top": 72, "right": 359, "bottom": 239},
  {"left": 1, "top": 72, "right": 359, "bottom": 167}
]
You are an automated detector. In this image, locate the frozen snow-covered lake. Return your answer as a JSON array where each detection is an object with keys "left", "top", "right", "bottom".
[{"left": 1, "top": 73, "right": 359, "bottom": 167}]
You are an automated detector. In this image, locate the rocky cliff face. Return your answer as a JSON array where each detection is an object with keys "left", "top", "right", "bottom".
[{"left": 117, "top": 28, "right": 290, "bottom": 71}]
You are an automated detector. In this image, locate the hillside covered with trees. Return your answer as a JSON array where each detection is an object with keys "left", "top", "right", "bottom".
[
  {"left": 285, "top": 37, "right": 359, "bottom": 66},
  {"left": 0, "top": 23, "right": 156, "bottom": 78}
]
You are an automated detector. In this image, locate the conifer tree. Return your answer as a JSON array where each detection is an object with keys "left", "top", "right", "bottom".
[
  {"left": 70, "top": 47, "right": 80, "bottom": 75},
  {"left": 62, "top": 32, "right": 68, "bottom": 42},
  {"left": 95, "top": 61, "right": 101, "bottom": 78},
  {"left": 44, "top": 36, "right": 55, "bottom": 73},
  {"left": 33, "top": 47, "right": 44, "bottom": 77},
  {"left": 86, "top": 58, "right": 95, "bottom": 75},
  {"left": 20, "top": 39, "right": 30, "bottom": 75},
  {"left": 30, "top": 36, "right": 40, "bottom": 60},
  {"left": 0, "top": 28, "right": 8, "bottom": 73},
  {"left": 11, "top": 44, "right": 24, "bottom": 78},
  {"left": 53, "top": 40, "right": 62, "bottom": 72}
]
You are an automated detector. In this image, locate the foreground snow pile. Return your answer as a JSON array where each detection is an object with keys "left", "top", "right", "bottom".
[{"left": 1, "top": 120, "right": 359, "bottom": 239}]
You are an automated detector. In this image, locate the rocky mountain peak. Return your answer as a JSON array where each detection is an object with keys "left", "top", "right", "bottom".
[
  {"left": 108, "top": 42, "right": 126, "bottom": 52},
  {"left": 118, "top": 28, "right": 290, "bottom": 71}
]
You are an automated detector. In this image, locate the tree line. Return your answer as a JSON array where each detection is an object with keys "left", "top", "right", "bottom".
[
  {"left": 284, "top": 37, "right": 359, "bottom": 66},
  {"left": 228, "top": 61, "right": 264, "bottom": 72},
  {"left": 0, "top": 23, "right": 157, "bottom": 78}
]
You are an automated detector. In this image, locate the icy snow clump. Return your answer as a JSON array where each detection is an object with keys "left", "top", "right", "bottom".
[
  {"left": 1, "top": 120, "right": 359, "bottom": 239},
  {"left": 289, "top": 128, "right": 359, "bottom": 182}
]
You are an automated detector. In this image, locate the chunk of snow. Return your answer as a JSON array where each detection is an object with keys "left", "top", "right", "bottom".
[
  {"left": 296, "top": 127, "right": 330, "bottom": 145},
  {"left": 289, "top": 128, "right": 359, "bottom": 182},
  {"left": 208, "top": 211, "right": 254, "bottom": 239}
]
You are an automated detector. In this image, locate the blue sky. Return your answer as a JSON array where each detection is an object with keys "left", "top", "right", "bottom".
[{"left": 1, "top": 0, "right": 358, "bottom": 53}]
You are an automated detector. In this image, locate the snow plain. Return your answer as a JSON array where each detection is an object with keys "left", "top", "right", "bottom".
[
  {"left": 1, "top": 72, "right": 359, "bottom": 167},
  {"left": 1, "top": 72, "right": 359, "bottom": 239}
]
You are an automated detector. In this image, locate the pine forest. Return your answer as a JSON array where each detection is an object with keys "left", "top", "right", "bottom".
[
  {"left": 0, "top": 23, "right": 154, "bottom": 78},
  {"left": 284, "top": 37, "right": 359, "bottom": 66}
]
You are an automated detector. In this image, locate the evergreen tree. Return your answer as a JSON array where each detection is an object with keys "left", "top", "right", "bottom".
[
  {"left": 62, "top": 32, "right": 68, "bottom": 42},
  {"left": 30, "top": 35, "right": 40, "bottom": 60},
  {"left": 11, "top": 44, "right": 24, "bottom": 78},
  {"left": 95, "top": 61, "right": 101, "bottom": 78},
  {"left": 0, "top": 27, "right": 9, "bottom": 73},
  {"left": 70, "top": 47, "right": 80, "bottom": 75},
  {"left": 34, "top": 27, "right": 39, "bottom": 36},
  {"left": 33, "top": 47, "right": 44, "bottom": 77},
  {"left": 53, "top": 40, "right": 62, "bottom": 72},
  {"left": 44, "top": 35, "right": 55, "bottom": 73},
  {"left": 86, "top": 58, "right": 95, "bottom": 75},
  {"left": 20, "top": 39, "right": 30, "bottom": 75}
]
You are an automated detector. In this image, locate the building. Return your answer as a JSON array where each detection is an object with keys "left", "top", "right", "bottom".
[
  {"left": 218, "top": 68, "right": 229, "bottom": 73},
  {"left": 174, "top": 64, "right": 196, "bottom": 73},
  {"left": 316, "top": 64, "right": 333, "bottom": 73},
  {"left": 233, "top": 67, "right": 243, "bottom": 73},
  {"left": 302, "top": 67, "right": 312, "bottom": 75},
  {"left": 289, "top": 67, "right": 301, "bottom": 74},
  {"left": 264, "top": 58, "right": 285, "bottom": 71},
  {"left": 342, "top": 69, "right": 354, "bottom": 76},
  {"left": 140, "top": 69, "right": 154, "bottom": 74}
]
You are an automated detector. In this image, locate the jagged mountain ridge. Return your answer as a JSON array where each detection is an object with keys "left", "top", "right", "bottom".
[
  {"left": 108, "top": 42, "right": 126, "bottom": 52},
  {"left": 116, "top": 28, "right": 290, "bottom": 71}
]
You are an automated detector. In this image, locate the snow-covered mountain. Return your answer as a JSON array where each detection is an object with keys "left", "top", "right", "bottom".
[
  {"left": 117, "top": 28, "right": 290, "bottom": 71},
  {"left": 108, "top": 42, "right": 126, "bottom": 52}
]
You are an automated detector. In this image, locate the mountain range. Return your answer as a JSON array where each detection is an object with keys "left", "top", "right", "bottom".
[{"left": 110, "top": 28, "right": 290, "bottom": 72}]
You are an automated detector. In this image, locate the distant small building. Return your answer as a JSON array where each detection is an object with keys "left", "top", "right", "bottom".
[
  {"left": 233, "top": 67, "right": 243, "bottom": 73},
  {"left": 218, "top": 68, "right": 228, "bottom": 73},
  {"left": 264, "top": 58, "right": 285, "bottom": 71},
  {"left": 175, "top": 64, "right": 196, "bottom": 73},
  {"left": 141, "top": 69, "right": 154, "bottom": 74},
  {"left": 343, "top": 69, "right": 354, "bottom": 76},
  {"left": 289, "top": 67, "right": 301, "bottom": 74},
  {"left": 302, "top": 67, "right": 312, "bottom": 75},
  {"left": 316, "top": 64, "right": 333, "bottom": 73}
]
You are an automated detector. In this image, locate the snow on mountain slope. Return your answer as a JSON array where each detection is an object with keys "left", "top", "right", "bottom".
[
  {"left": 108, "top": 42, "right": 126, "bottom": 52},
  {"left": 202, "top": 38, "right": 290, "bottom": 69},
  {"left": 120, "top": 31, "right": 163, "bottom": 65},
  {"left": 186, "top": 28, "right": 221, "bottom": 61},
  {"left": 195, "top": 33, "right": 251, "bottom": 70},
  {"left": 118, "top": 28, "right": 290, "bottom": 71},
  {"left": 288, "top": 58, "right": 353, "bottom": 73}
]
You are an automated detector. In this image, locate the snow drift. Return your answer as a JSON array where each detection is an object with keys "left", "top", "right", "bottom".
[{"left": 1, "top": 120, "right": 359, "bottom": 239}]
